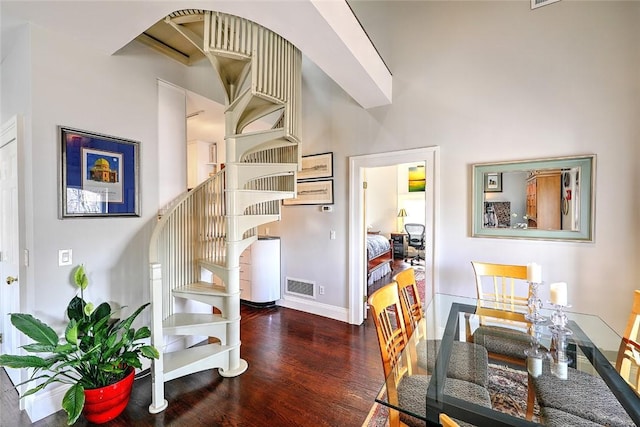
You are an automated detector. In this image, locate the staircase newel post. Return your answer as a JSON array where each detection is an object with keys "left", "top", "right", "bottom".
[
  {"left": 219, "top": 265, "right": 245, "bottom": 376},
  {"left": 148, "top": 263, "right": 168, "bottom": 414}
]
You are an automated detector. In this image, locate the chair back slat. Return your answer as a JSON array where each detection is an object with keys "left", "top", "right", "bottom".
[
  {"left": 472, "top": 261, "right": 529, "bottom": 314},
  {"left": 617, "top": 289, "right": 640, "bottom": 394},
  {"left": 368, "top": 282, "right": 408, "bottom": 381},
  {"left": 394, "top": 268, "right": 423, "bottom": 338}
]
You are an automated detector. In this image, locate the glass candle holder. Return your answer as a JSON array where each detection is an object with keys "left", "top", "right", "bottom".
[
  {"left": 525, "top": 281, "right": 547, "bottom": 323},
  {"left": 524, "top": 323, "right": 547, "bottom": 378},
  {"left": 550, "top": 328, "right": 572, "bottom": 380},
  {"left": 525, "top": 348, "right": 545, "bottom": 378},
  {"left": 548, "top": 303, "right": 573, "bottom": 335}
]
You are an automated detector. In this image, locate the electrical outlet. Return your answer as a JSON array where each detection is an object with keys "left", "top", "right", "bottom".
[
  {"left": 330, "top": 230, "right": 336, "bottom": 240},
  {"left": 319, "top": 285, "right": 325, "bottom": 295}
]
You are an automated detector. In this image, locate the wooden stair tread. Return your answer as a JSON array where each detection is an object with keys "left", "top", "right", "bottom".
[
  {"left": 163, "top": 313, "right": 229, "bottom": 329},
  {"left": 233, "top": 189, "right": 294, "bottom": 194},
  {"left": 174, "top": 282, "right": 232, "bottom": 296}
]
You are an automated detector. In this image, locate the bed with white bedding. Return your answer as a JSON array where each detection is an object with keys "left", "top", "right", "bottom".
[{"left": 367, "top": 234, "right": 393, "bottom": 285}]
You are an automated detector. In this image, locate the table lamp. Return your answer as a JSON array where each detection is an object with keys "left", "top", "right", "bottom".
[{"left": 397, "top": 208, "right": 407, "bottom": 232}]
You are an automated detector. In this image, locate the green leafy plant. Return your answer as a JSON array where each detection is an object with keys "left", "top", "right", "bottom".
[{"left": 0, "top": 264, "right": 159, "bottom": 424}]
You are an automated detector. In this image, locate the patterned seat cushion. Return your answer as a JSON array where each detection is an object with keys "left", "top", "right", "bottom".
[
  {"left": 417, "top": 339, "right": 489, "bottom": 387},
  {"left": 396, "top": 374, "right": 492, "bottom": 427},
  {"left": 472, "top": 325, "right": 538, "bottom": 360},
  {"left": 541, "top": 407, "right": 602, "bottom": 427},
  {"left": 532, "top": 361, "right": 635, "bottom": 427}
]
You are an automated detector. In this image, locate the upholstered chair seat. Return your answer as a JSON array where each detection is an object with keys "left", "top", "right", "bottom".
[
  {"left": 532, "top": 361, "right": 635, "bottom": 427},
  {"left": 417, "top": 340, "right": 489, "bottom": 387},
  {"left": 472, "top": 325, "right": 541, "bottom": 361},
  {"left": 397, "top": 374, "right": 492, "bottom": 427},
  {"left": 540, "top": 407, "right": 602, "bottom": 427}
]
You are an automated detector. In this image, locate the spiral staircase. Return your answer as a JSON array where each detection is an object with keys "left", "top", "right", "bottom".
[{"left": 147, "top": 11, "right": 301, "bottom": 413}]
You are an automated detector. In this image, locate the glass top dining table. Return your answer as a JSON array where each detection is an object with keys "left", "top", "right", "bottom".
[{"left": 375, "top": 293, "right": 640, "bottom": 426}]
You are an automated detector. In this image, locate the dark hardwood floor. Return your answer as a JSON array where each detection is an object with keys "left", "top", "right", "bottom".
[{"left": 1, "top": 302, "right": 385, "bottom": 427}]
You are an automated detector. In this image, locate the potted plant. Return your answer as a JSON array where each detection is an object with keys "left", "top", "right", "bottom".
[{"left": 0, "top": 264, "right": 159, "bottom": 425}]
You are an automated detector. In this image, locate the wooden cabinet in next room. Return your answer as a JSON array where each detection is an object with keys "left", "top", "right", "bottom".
[{"left": 526, "top": 170, "right": 561, "bottom": 230}]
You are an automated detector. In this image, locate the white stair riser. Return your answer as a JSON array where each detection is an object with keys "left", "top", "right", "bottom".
[{"left": 163, "top": 344, "right": 236, "bottom": 382}]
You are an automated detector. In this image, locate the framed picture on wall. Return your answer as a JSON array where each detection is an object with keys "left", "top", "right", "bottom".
[
  {"left": 58, "top": 126, "right": 140, "bottom": 218},
  {"left": 298, "top": 152, "right": 333, "bottom": 180},
  {"left": 484, "top": 172, "right": 502, "bottom": 193},
  {"left": 408, "top": 164, "right": 426, "bottom": 192},
  {"left": 283, "top": 179, "right": 334, "bottom": 206}
]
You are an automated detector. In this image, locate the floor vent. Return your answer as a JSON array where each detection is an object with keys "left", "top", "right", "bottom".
[
  {"left": 531, "top": 0, "right": 561, "bottom": 9},
  {"left": 286, "top": 277, "right": 316, "bottom": 298}
]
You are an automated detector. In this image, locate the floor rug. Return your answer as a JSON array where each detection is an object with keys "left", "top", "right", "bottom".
[
  {"left": 413, "top": 266, "right": 426, "bottom": 303},
  {"left": 362, "top": 363, "right": 539, "bottom": 426}
]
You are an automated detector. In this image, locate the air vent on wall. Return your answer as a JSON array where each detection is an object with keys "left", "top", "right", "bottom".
[
  {"left": 286, "top": 277, "right": 316, "bottom": 298},
  {"left": 531, "top": 0, "right": 561, "bottom": 9}
]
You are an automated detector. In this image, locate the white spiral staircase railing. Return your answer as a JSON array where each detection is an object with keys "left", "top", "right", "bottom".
[{"left": 148, "top": 11, "right": 301, "bottom": 413}]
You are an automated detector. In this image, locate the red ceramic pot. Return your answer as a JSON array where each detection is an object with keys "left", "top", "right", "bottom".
[{"left": 82, "top": 367, "right": 135, "bottom": 424}]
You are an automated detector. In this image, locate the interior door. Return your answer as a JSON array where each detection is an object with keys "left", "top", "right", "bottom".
[{"left": 0, "top": 117, "right": 21, "bottom": 387}]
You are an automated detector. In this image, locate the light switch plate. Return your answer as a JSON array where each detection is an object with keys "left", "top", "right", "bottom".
[{"left": 58, "top": 249, "right": 72, "bottom": 266}]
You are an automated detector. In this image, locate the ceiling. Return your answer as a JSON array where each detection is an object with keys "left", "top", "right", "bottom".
[{"left": 1, "top": 0, "right": 392, "bottom": 109}]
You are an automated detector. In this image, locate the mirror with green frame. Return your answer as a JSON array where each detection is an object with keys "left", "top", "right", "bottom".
[{"left": 472, "top": 155, "right": 596, "bottom": 242}]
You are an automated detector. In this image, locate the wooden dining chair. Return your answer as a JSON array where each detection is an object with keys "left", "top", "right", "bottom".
[
  {"left": 470, "top": 261, "right": 542, "bottom": 420},
  {"left": 394, "top": 268, "right": 423, "bottom": 338},
  {"left": 471, "top": 261, "right": 530, "bottom": 314},
  {"left": 616, "top": 289, "right": 640, "bottom": 394},
  {"left": 470, "top": 261, "right": 538, "bottom": 366},
  {"left": 368, "top": 281, "right": 428, "bottom": 427},
  {"left": 369, "top": 283, "right": 493, "bottom": 427},
  {"left": 439, "top": 413, "right": 460, "bottom": 427},
  {"left": 396, "top": 267, "right": 490, "bottom": 388}
]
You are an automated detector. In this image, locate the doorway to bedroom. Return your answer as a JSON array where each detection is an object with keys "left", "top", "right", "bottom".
[
  {"left": 364, "top": 162, "right": 427, "bottom": 303},
  {"left": 348, "top": 147, "right": 439, "bottom": 325}
]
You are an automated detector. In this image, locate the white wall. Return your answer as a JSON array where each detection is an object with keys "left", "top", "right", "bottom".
[
  {"left": 364, "top": 165, "right": 397, "bottom": 235},
  {"left": 158, "top": 80, "right": 187, "bottom": 207},
  {"left": 347, "top": 0, "right": 640, "bottom": 332}
]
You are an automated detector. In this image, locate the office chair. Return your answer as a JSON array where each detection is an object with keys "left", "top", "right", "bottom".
[{"left": 404, "top": 223, "right": 425, "bottom": 265}]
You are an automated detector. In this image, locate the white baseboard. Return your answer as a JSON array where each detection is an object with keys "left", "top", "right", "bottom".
[
  {"left": 23, "top": 382, "right": 68, "bottom": 422},
  {"left": 277, "top": 295, "right": 349, "bottom": 323}
]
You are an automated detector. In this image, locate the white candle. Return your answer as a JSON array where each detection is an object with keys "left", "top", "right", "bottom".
[
  {"left": 527, "top": 356, "right": 542, "bottom": 378},
  {"left": 550, "top": 282, "right": 568, "bottom": 306},
  {"left": 554, "top": 361, "right": 568, "bottom": 380},
  {"left": 527, "top": 263, "right": 542, "bottom": 283}
]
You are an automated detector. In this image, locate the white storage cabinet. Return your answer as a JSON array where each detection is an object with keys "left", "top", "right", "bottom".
[{"left": 239, "top": 236, "right": 281, "bottom": 306}]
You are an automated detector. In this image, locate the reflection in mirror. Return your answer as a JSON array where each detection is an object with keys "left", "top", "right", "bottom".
[
  {"left": 472, "top": 155, "right": 595, "bottom": 242},
  {"left": 483, "top": 168, "right": 580, "bottom": 231}
]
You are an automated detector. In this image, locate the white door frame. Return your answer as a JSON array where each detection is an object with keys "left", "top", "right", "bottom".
[
  {"left": 348, "top": 147, "right": 440, "bottom": 325},
  {"left": 0, "top": 115, "right": 25, "bottom": 391}
]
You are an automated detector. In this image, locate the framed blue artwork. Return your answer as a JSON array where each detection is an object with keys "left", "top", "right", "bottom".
[{"left": 59, "top": 126, "right": 140, "bottom": 218}]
